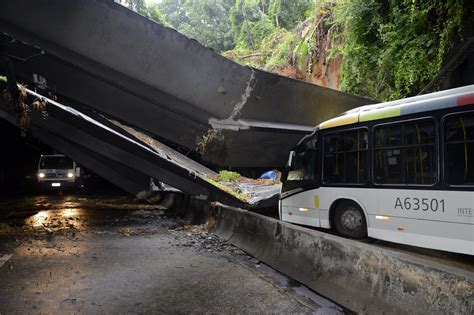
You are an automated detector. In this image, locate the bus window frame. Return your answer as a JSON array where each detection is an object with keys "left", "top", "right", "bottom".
[
  {"left": 372, "top": 116, "right": 439, "bottom": 188},
  {"left": 441, "top": 109, "right": 474, "bottom": 188},
  {"left": 322, "top": 126, "right": 370, "bottom": 186},
  {"left": 281, "top": 135, "right": 320, "bottom": 195},
  {"left": 286, "top": 148, "right": 317, "bottom": 182}
]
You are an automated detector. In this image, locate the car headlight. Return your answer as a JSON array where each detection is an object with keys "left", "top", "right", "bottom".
[
  {"left": 67, "top": 172, "right": 74, "bottom": 178},
  {"left": 38, "top": 172, "right": 45, "bottom": 178}
]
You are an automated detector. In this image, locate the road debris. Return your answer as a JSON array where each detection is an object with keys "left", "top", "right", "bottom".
[
  {"left": 118, "top": 227, "right": 131, "bottom": 236},
  {"left": 0, "top": 194, "right": 343, "bottom": 313},
  {"left": 114, "top": 121, "right": 281, "bottom": 205},
  {"left": 0, "top": 223, "right": 15, "bottom": 237},
  {"left": 171, "top": 222, "right": 244, "bottom": 255}
]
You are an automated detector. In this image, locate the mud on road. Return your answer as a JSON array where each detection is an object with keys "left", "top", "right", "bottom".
[{"left": 0, "top": 195, "right": 344, "bottom": 314}]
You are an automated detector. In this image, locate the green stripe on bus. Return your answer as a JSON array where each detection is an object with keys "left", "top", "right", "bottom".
[{"left": 359, "top": 106, "right": 401, "bottom": 122}]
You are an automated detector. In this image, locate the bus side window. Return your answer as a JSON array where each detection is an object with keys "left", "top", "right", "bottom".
[
  {"left": 374, "top": 119, "right": 437, "bottom": 185},
  {"left": 323, "top": 129, "right": 368, "bottom": 184},
  {"left": 445, "top": 112, "right": 474, "bottom": 186},
  {"left": 324, "top": 134, "right": 344, "bottom": 183}
]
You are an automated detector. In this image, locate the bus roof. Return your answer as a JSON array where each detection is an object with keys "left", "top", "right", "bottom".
[{"left": 319, "top": 85, "right": 474, "bottom": 130}]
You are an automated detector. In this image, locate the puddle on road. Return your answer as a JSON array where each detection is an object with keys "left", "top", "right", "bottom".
[
  {"left": 25, "top": 209, "right": 85, "bottom": 231},
  {"left": 27, "top": 211, "right": 49, "bottom": 227},
  {"left": 0, "top": 195, "right": 174, "bottom": 240}
]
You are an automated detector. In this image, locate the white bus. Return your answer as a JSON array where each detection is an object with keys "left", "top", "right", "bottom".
[{"left": 280, "top": 86, "right": 474, "bottom": 255}]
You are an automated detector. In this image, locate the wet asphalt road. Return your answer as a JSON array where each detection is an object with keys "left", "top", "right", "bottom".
[{"left": 0, "top": 195, "right": 343, "bottom": 314}]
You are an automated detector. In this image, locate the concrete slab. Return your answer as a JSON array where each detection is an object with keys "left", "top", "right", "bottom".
[{"left": 0, "top": 85, "right": 280, "bottom": 207}]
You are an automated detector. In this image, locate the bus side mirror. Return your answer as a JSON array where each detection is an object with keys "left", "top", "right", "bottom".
[{"left": 287, "top": 151, "right": 295, "bottom": 169}]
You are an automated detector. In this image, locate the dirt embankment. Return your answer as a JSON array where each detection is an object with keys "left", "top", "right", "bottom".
[{"left": 275, "top": 9, "right": 342, "bottom": 90}]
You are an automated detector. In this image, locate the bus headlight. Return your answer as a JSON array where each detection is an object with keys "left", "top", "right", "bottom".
[
  {"left": 67, "top": 172, "right": 74, "bottom": 178},
  {"left": 38, "top": 172, "right": 45, "bottom": 178}
]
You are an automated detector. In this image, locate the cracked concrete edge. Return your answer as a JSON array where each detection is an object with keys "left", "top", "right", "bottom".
[
  {"left": 209, "top": 204, "right": 474, "bottom": 315},
  {"left": 229, "top": 69, "right": 256, "bottom": 120},
  {"left": 207, "top": 70, "right": 257, "bottom": 130}
]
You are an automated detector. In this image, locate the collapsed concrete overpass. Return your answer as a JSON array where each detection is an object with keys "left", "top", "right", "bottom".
[
  {"left": 0, "top": 84, "right": 280, "bottom": 208},
  {"left": 0, "top": 0, "right": 375, "bottom": 205},
  {"left": 0, "top": 0, "right": 373, "bottom": 170}
]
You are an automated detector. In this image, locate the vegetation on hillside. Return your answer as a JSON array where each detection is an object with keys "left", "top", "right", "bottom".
[
  {"left": 117, "top": 0, "right": 169, "bottom": 25},
  {"left": 331, "top": 0, "right": 465, "bottom": 100},
  {"left": 158, "top": 0, "right": 236, "bottom": 52},
  {"left": 120, "top": 0, "right": 469, "bottom": 101},
  {"left": 224, "top": 0, "right": 313, "bottom": 72}
]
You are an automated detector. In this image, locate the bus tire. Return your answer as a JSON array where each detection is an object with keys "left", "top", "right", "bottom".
[{"left": 333, "top": 200, "right": 367, "bottom": 239}]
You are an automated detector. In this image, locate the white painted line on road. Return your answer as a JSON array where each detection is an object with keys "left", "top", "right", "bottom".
[{"left": 0, "top": 254, "right": 13, "bottom": 268}]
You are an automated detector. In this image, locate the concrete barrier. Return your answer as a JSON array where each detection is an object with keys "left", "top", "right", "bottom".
[{"left": 210, "top": 204, "right": 473, "bottom": 314}]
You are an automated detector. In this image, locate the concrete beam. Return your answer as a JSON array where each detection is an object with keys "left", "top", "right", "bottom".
[{"left": 0, "top": 87, "right": 278, "bottom": 207}]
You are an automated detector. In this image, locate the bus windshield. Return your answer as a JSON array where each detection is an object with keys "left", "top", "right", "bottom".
[
  {"left": 286, "top": 135, "right": 318, "bottom": 182},
  {"left": 287, "top": 150, "right": 316, "bottom": 181},
  {"left": 40, "top": 156, "right": 74, "bottom": 169}
]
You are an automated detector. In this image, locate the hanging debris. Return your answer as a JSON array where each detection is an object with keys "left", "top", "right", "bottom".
[
  {"left": 2, "top": 83, "right": 49, "bottom": 136},
  {"left": 31, "top": 96, "right": 48, "bottom": 119},
  {"left": 14, "top": 84, "right": 29, "bottom": 136}
]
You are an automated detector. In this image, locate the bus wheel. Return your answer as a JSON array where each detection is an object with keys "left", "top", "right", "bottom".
[{"left": 333, "top": 201, "right": 367, "bottom": 239}]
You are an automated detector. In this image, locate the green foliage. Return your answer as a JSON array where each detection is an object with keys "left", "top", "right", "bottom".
[
  {"left": 227, "top": 0, "right": 465, "bottom": 100},
  {"left": 222, "top": 28, "right": 297, "bottom": 71},
  {"left": 121, "top": 0, "right": 147, "bottom": 15},
  {"left": 229, "top": 0, "right": 313, "bottom": 49},
  {"left": 331, "top": 0, "right": 464, "bottom": 100},
  {"left": 226, "top": 0, "right": 312, "bottom": 70},
  {"left": 217, "top": 170, "right": 241, "bottom": 182},
  {"left": 122, "top": 0, "right": 466, "bottom": 101},
  {"left": 268, "top": 0, "right": 313, "bottom": 29},
  {"left": 146, "top": 4, "right": 171, "bottom": 27},
  {"left": 293, "top": 20, "right": 319, "bottom": 71},
  {"left": 158, "top": 0, "right": 235, "bottom": 52},
  {"left": 260, "top": 29, "right": 297, "bottom": 70},
  {"left": 205, "top": 177, "right": 250, "bottom": 202},
  {"left": 231, "top": 0, "right": 271, "bottom": 49},
  {"left": 118, "top": 0, "right": 169, "bottom": 25}
]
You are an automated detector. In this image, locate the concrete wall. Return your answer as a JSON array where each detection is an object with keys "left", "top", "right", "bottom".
[{"left": 210, "top": 204, "right": 473, "bottom": 314}]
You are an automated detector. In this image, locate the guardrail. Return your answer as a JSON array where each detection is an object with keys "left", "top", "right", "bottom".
[{"left": 184, "top": 202, "right": 473, "bottom": 314}]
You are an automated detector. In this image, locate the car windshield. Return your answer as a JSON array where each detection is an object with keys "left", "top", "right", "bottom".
[{"left": 40, "top": 156, "right": 73, "bottom": 169}]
